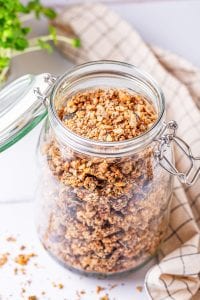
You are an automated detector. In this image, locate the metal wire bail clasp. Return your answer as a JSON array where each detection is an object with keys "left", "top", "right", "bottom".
[
  {"left": 34, "top": 74, "right": 57, "bottom": 108},
  {"left": 155, "top": 120, "right": 200, "bottom": 186}
]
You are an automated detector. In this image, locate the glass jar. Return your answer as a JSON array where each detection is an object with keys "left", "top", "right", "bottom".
[
  {"left": 0, "top": 61, "right": 199, "bottom": 276},
  {"left": 36, "top": 61, "right": 171, "bottom": 276}
]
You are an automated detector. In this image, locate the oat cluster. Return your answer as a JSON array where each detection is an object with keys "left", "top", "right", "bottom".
[{"left": 58, "top": 89, "right": 157, "bottom": 141}]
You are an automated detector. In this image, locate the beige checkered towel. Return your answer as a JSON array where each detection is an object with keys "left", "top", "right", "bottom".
[{"left": 53, "top": 3, "right": 200, "bottom": 299}]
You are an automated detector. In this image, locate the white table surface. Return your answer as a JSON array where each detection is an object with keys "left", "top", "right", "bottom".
[{"left": 0, "top": 1, "right": 199, "bottom": 299}]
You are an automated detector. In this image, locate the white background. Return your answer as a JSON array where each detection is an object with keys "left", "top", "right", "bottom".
[{"left": 0, "top": 1, "right": 199, "bottom": 299}]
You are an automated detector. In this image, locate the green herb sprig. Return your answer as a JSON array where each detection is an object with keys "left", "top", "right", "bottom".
[{"left": 0, "top": 0, "right": 80, "bottom": 83}]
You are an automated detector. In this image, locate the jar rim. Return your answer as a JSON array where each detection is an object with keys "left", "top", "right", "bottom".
[{"left": 48, "top": 60, "right": 165, "bottom": 156}]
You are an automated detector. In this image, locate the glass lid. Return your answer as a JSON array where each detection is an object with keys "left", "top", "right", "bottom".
[{"left": 0, "top": 73, "right": 54, "bottom": 153}]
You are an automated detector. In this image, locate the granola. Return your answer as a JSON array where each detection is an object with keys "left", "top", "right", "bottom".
[
  {"left": 38, "top": 88, "right": 172, "bottom": 275},
  {"left": 15, "top": 253, "right": 36, "bottom": 266},
  {"left": 58, "top": 89, "right": 157, "bottom": 141},
  {"left": 0, "top": 253, "right": 9, "bottom": 267}
]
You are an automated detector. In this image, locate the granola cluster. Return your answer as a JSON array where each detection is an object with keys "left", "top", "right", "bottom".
[
  {"left": 58, "top": 89, "right": 157, "bottom": 141},
  {"left": 38, "top": 88, "right": 171, "bottom": 275}
]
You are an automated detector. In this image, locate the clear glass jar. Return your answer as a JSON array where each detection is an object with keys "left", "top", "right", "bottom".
[
  {"left": 0, "top": 61, "right": 199, "bottom": 276},
  {"left": 36, "top": 61, "right": 172, "bottom": 276}
]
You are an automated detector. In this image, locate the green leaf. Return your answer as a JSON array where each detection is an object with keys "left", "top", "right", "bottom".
[
  {"left": 71, "top": 38, "right": 81, "bottom": 48},
  {"left": 49, "top": 25, "right": 57, "bottom": 43},
  {"left": 26, "top": 0, "right": 56, "bottom": 19},
  {"left": 21, "top": 27, "right": 31, "bottom": 35},
  {"left": 0, "top": 0, "right": 56, "bottom": 76},
  {"left": 2, "top": 29, "right": 14, "bottom": 41},
  {"left": 38, "top": 39, "right": 52, "bottom": 53},
  {"left": 14, "top": 37, "right": 29, "bottom": 50},
  {"left": 0, "top": 56, "right": 10, "bottom": 70},
  {"left": 26, "top": 0, "right": 42, "bottom": 18},
  {"left": 42, "top": 7, "right": 57, "bottom": 20}
]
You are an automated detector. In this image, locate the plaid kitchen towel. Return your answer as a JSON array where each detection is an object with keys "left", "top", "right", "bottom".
[{"left": 52, "top": 3, "right": 200, "bottom": 299}]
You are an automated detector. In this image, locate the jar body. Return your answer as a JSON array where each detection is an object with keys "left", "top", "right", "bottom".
[
  {"left": 35, "top": 61, "right": 173, "bottom": 276},
  {"left": 36, "top": 119, "right": 173, "bottom": 276}
]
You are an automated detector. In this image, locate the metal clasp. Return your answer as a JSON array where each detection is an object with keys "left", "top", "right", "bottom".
[
  {"left": 155, "top": 120, "right": 200, "bottom": 186},
  {"left": 34, "top": 74, "right": 57, "bottom": 108}
]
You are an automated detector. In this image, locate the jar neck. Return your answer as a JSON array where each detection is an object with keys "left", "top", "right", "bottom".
[{"left": 48, "top": 61, "right": 165, "bottom": 157}]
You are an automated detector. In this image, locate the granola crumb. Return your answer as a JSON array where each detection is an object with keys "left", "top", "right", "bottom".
[
  {"left": 52, "top": 282, "right": 64, "bottom": 289},
  {"left": 28, "top": 296, "right": 37, "bottom": 300},
  {"left": 136, "top": 285, "right": 143, "bottom": 292},
  {"left": 14, "top": 267, "right": 27, "bottom": 275},
  {"left": 109, "top": 284, "right": 118, "bottom": 290},
  {"left": 96, "top": 286, "right": 106, "bottom": 294},
  {"left": 0, "top": 253, "right": 8, "bottom": 267},
  {"left": 100, "top": 295, "right": 109, "bottom": 300},
  {"left": 6, "top": 236, "right": 16, "bottom": 242},
  {"left": 20, "top": 268, "right": 26, "bottom": 275},
  {"left": 80, "top": 290, "right": 85, "bottom": 295},
  {"left": 76, "top": 290, "right": 83, "bottom": 300},
  {"left": 20, "top": 245, "right": 26, "bottom": 251},
  {"left": 15, "top": 253, "right": 36, "bottom": 265}
]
